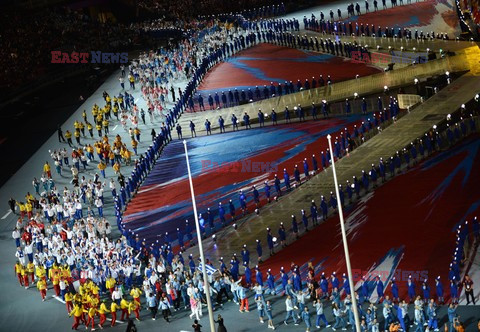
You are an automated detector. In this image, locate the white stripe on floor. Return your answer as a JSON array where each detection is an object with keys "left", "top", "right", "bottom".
[
  {"left": 112, "top": 125, "right": 118, "bottom": 131},
  {"left": 106, "top": 318, "right": 125, "bottom": 324},
  {"left": 1, "top": 210, "right": 12, "bottom": 219},
  {"left": 53, "top": 295, "right": 66, "bottom": 304}
]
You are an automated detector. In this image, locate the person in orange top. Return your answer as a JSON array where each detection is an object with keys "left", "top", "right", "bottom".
[{"left": 37, "top": 278, "right": 47, "bottom": 301}]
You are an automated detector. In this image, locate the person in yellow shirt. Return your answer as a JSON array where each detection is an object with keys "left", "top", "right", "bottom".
[
  {"left": 98, "top": 300, "right": 108, "bottom": 328},
  {"left": 124, "top": 149, "right": 132, "bottom": 166},
  {"left": 98, "top": 161, "right": 107, "bottom": 178},
  {"left": 85, "top": 304, "right": 97, "bottom": 331},
  {"left": 129, "top": 75, "right": 135, "bottom": 89},
  {"left": 25, "top": 192, "right": 34, "bottom": 204},
  {"left": 131, "top": 139, "right": 138, "bottom": 155},
  {"left": 133, "top": 127, "right": 141, "bottom": 142},
  {"left": 96, "top": 122, "right": 103, "bottom": 137},
  {"left": 130, "top": 287, "right": 142, "bottom": 304},
  {"left": 35, "top": 264, "right": 46, "bottom": 280},
  {"left": 20, "top": 262, "right": 29, "bottom": 289},
  {"left": 106, "top": 276, "right": 116, "bottom": 294},
  {"left": 82, "top": 110, "right": 88, "bottom": 122},
  {"left": 120, "top": 297, "right": 130, "bottom": 321},
  {"left": 86, "top": 121, "right": 94, "bottom": 138},
  {"left": 61, "top": 264, "right": 71, "bottom": 278},
  {"left": 73, "top": 293, "right": 82, "bottom": 303},
  {"left": 65, "top": 291, "right": 74, "bottom": 313},
  {"left": 108, "top": 150, "right": 114, "bottom": 167},
  {"left": 91, "top": 283, "right": 100, "bottom": 300},
  {"left": 15, "top": 262, "right": 24, "bottom": 286},
  {"left": 16, "top": 202, "right": 26, "bottom": 219},
  {"left": 65, "top": 130, "right": 73, "bottom": 147},
  {"left": 110, "top": 301, "right": 119, "bottom": 326},
  {"left": 52, "top": 270, "right": 61, "bottom": 297},
  {"left": 113, "top": 161, "right": 121, "bottom": 174},
  {"left": 37, "top": 278, "right": 47, "bottom": 301},
  {"left": 43, "top": 161, "right": 52, "bottom": 178},
  {"left": 113, "top": 104, "right": 119, "bottom": 120},
  {"left": 69, "top": 303, "right": 84, "bottom": 329},
  {"left": 92, "top": 107, "right": 98, "bottom": 123},
  {"left": 78, "top": 121, "right": 85, "bottom": 137},
  {"left": 74, "top": 129, "right": 81, "bottom": 146},
  {"left": 128, "top": 299, "right": 140, "bottom": 321},
  {"left": 26, "top": 261, "right": 35, "bottom": 284},
  {"left": 25, "top": 201, "right": 33, "bottom": 219},
  {"left": 102, "top": 119, "right": 109, "bottom": 135}
]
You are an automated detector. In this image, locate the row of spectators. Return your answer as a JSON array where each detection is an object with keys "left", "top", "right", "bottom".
[
  {"left": 0, "top": 6, "right": 139, "bottom": 93},
  {"left": 137, "top": 0, "right": 285, "bottom": 19}
]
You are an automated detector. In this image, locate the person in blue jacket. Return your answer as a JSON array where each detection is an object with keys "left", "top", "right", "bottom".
[
  {"left": 228, "top": 199, "right": 235, "bottom": 221},
  {"left": 266, "top": 228, "right": 274, "bottom": 256},
  {"left": 274, "top": 175, "right": 282, "bottom": 197},
  {"left": 205, "top": 119, "right": 212, "bottom": 135},
  {"left": 303, "top": 158, "right": 309, "bottom": 178},
  {"left": 277, "top": 222, "right": 286, "bottom": 248},
  {"left": 218, "top": 116, "right": 225, "bottom": 133},
  {"left": 376, "top": 276, "right": 384, "bottom": 302},
  {"left": 239, "top": 190, "right": 247, "bottom": 215},
  {"left": 391, "top": 277, "right": 399, "bottom": 302},
  {"left": 407, "top": 275, "right": 416, "bottom": 302},
  {"left": 189, "top": 120, "right": 196, "bottom": 137},
  {"left": 283, "top": 168, "right": 291, "bottom": 190},
  {"left": 293, "top": 165, "right": 301, "bottom": 184},
  {"left": 266, "top": 269, "right": 275, "bottom": 295},
  {"left": 231, "top": 114, "right": 239, "bottom": 131},
  {"left": 320, "top": 195, "right": 328, "bottom": 220},
  {"left": 256, "top": 239, "right": 262, "bottom": 263},
  {"left": 301, "top": 209, "right": 309, "bottom": 231},
  {"left": 185, "top": 220, "right": 193, "bottom": 246},
  {"left": 258, "top": 110, "right": 265, "bottom": 127},
  {"left": 252, "top": 185, "right": 260, "bottom": 208},
  {"left": 243, "top": 112, "right": 251, "bottom": 129},
  {"left": 312, "top": 154, "right": 318, "bottom": 172},
  {"left": 208, "top": 94, "right": 214, "bottom": 109},
  {"left": 435, "top": 276, "right": 444, "bottom": 304},
  {"left": 284, "top": 106, "right": 291, "bottom": 123},
  {"left": 422, "top": 279, "right": 430, "bottom": 302},
  {"left": 218, "top": 202, "right": 226, "bottom": 225},
  {"left": 271, "top": 109, "right": 278, "bottom": 125},
  {"left": 291, "top": 214, "right": 299, "bottom": 239},
  {"left": 263, "top": 181, "right": 271, "bottom": 203}
]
